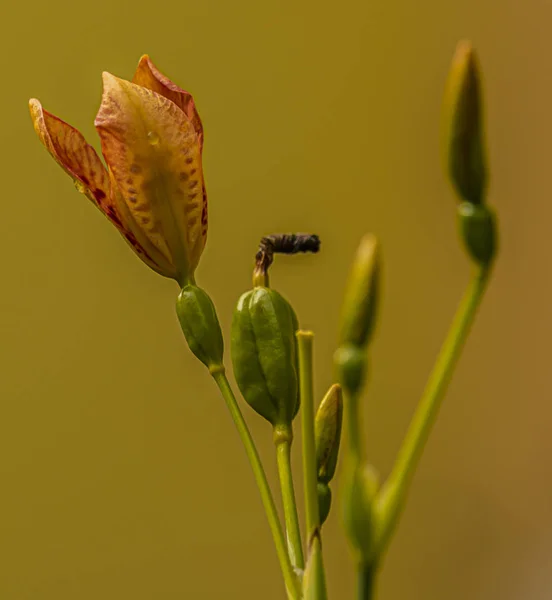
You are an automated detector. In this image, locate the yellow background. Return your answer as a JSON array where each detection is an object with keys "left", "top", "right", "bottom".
[{"left": 1, "top": 0, "right": 549, "bottom": 598}]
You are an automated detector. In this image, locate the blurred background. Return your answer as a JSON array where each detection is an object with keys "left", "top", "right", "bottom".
[{"left": 1, "top": 0, "right": 550, "bottom": 598}]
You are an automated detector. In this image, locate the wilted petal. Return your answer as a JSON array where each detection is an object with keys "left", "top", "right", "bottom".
[
  {"left": 29, "top": 98, "right": 173, "bottom": 276},
  {"left": 95, "top": 73, "right": 207, "bottom": 284},
  {"left": 132, "top": 55, "right": 204, "bottom": 146}
]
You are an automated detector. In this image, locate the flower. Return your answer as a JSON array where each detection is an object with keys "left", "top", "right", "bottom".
[{"left": 29, "top": 55, "right": 207, "bottom": 286}]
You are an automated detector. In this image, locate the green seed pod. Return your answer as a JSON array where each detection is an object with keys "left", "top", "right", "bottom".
[
  {"left": 231, "top": 287, "right": 299, "bottom": 427},
  {"left": 342, "top": 461, "right": 379, "bottom": 561},
  {"left": 458, "top": 202, "right": 497, "bottom": 266},
  {"left": 315, "top": 384, "right": 343, "bottom": 484},
  {"left": 176, "top": 285, "right": 224, "bottom": 372},
  {"left": 339, "top": 234, "right": 380, "bottom": 350},
  {"left": 442, "top": 40, "right": 487, "bottom": 205},
  {"left": 317, "top": 482, "right": 332, "bottom": 526}
]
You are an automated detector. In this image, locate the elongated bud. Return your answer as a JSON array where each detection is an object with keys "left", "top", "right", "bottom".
[
  {"left": 176, "top": 285, "right": 224, "bottom": 372},
  {"left": 458, "top": 202, "right": 497, "bottom": 266},
  {"left": 231, "top": 287, "right": 300, "bottom": 427},
  {"left": 342, "top": 462, "right": 380, "bottom": 561},
  {"left": 339, "top": 234, "right": 380, "bottom": 349},
  {"left": 443, "top": 40, "right": 487, "bottom": 205},
  {"left": 315, "top": 384, "right": 343, "bottom": 484},
  {"left": 335, "top": 235, "right": 379, "bottom": 395}
]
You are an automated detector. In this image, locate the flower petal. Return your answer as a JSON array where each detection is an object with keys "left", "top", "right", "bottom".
[
  {"left": 29, "top": 98, "right": 174, "bottom": 276},
  {"left": 94, "top": 73, "right": 207, "bottom": 283},
  {"left": 131, "top": 56, "right": 208, "bottom": 262},
  {"left": 132, "top": 55, "right": 204, "bottom": 146},
  {"left": 29, "top": 98, "right": 112, "bottom": 212}
]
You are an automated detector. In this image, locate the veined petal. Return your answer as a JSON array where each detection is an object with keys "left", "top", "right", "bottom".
[
  {"left": 108, "top": 171, "right": 178, "bottom": 278},
  {"left": 94, "top": 73, "right": 207, "bottom": 283},
  {"left": 29, "top": 98, "right": 112, "bottom": 212},
  {"left": 29, "top": 98, "right": 173, "bottom": 276},
  {"left": 131, "top": 56, "right": 208, "bottom": 264},
  {"left": 132, "top": 55, "right": 204, "bottom": 146}
]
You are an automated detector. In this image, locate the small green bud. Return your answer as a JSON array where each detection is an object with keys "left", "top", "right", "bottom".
[
  {"left": 342, "top": 462, "right": 379, "bottom": 561},
  {"left": 458, "top": 202, "right": 497, "bottom": 266},
  {"left": 176, "top": 285, "right": 224, "bottom": 371},
  {"left": 317, "top": 482, "right": 332, "bottom": 526},
  {"left": 339, "top": 234, "right": 380, "bottom": 349},
  {"left": 231, "top": 287, "right": 299, "bottom": 427},
  {"left": 334, "top": 344, "right": 367, "bottom": 396},
  {"left": 443, "top": 40, "right": 487, "bottom": 205},
  {"left": 315, "top": 383, "right": 343, "bottom": 484}
]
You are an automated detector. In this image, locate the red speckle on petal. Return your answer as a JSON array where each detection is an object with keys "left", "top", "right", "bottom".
[{"left": 93, "top": 189, "right": 107, "bottom": 202}]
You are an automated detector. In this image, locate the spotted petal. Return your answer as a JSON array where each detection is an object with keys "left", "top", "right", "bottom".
[
  {"left": 95, "top": 73, "right": 207, "bottom": 285},
  {"left": 132, "top": 55, "right": 204, "bottom": 147},
  {"left": 29, "top": 99, "right": 173, "bottom": 276},
  {"left": 29, "top": 99, "right": 112, "bottom": 212},
  {"left": 132, "top": 56, "right": 208, "bottom": 263}
]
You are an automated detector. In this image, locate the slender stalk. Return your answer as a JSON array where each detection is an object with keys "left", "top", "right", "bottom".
[
  {"left": 297, "top": 331, "right": 320, "bottom": 539},
  {"left": 344, "top": 389, "right": 364, "bottom": 462},
  {"left": 297, "top": 330, "right": 328, "bottom": 599},
  {"left": 357, "top": 562, "right": 376, "bottom": 600},
  {"left": 211, "top": 370, "right": 301, "bottom": 600},
  {"left": 376, "top": 265, "right": 491, "bottom": 552},
  {"left": 275, "top": 430, "right": 305, "bottom": 570}
]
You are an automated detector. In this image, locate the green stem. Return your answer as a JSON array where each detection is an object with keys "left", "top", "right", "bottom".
[
  {"left": 297, "top": 331, "right": 328, "bottom": 599},
  {"left": 376, "top": 265, "right": 491, "bottom": 553},
  {"left": 357, "top": 562, "right": 376, "bottom": 600},
  {"left": 297, "top": 331, "right": 320, "bottom": 538},
  {"left": 211, "top": 370, "right": 301, "bottom": 599},
  {"left": 345, "top": 389, "right": 364, "bottom": 462},
  {"left": 275, "top": 430, "right": 305, "bottom": 570}
]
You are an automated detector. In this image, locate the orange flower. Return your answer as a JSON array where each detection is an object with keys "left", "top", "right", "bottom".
[{"left": 29, "top": 56, "right": 207, "bottom": 286}]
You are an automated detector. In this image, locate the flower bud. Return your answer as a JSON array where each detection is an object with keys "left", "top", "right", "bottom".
[
  {"left": 231, "top": 287, "right": 299, "bottom": 427},
  {"left": 457, "top": 202, "right": 497, "bottom": 266},
  {"left": 339, "top": 234, "right": 380, "bottom": 349},
  {"left": 176, "top": 285, "right": 224, "bottom": 371},
  {"left": 315, "top": 384, "right": 343, "bottom": 484},
  {"left": 342, "top": 462, "right": 379, "bottom": 561},
  {"left": 443, "top": 40, "right": 487, "bottom": 205}
]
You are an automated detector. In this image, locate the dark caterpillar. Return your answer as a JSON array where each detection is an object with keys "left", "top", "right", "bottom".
[
  {"left": 259, "top": 234, "right": 321, "bottom": 256},
  {"left": 255, "top": 234, "right": 321, "bottom": 274}
]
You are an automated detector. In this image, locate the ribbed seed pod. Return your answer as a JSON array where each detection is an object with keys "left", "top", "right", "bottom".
[{"left": 231, "top": 286, "right": 299, "bottom": 427}]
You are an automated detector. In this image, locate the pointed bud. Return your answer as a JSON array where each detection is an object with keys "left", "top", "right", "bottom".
[
  {"left": 342, "top": 462, "right": 380, "bottom": 561},
  {"left": 176, "top": 285, "right": 224, "bottom": 372},
  {"left": 443, "top": 40, "right": 487, "bottom": 205},
  {"left": 457, "top": 202, "right": 497, "bottom": 266},
  {"left": 315, "top": 384, "right": 343, "bottom": 484},
  {"left": 339, "top": 235, "right": 380, "bottom": 350}
]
